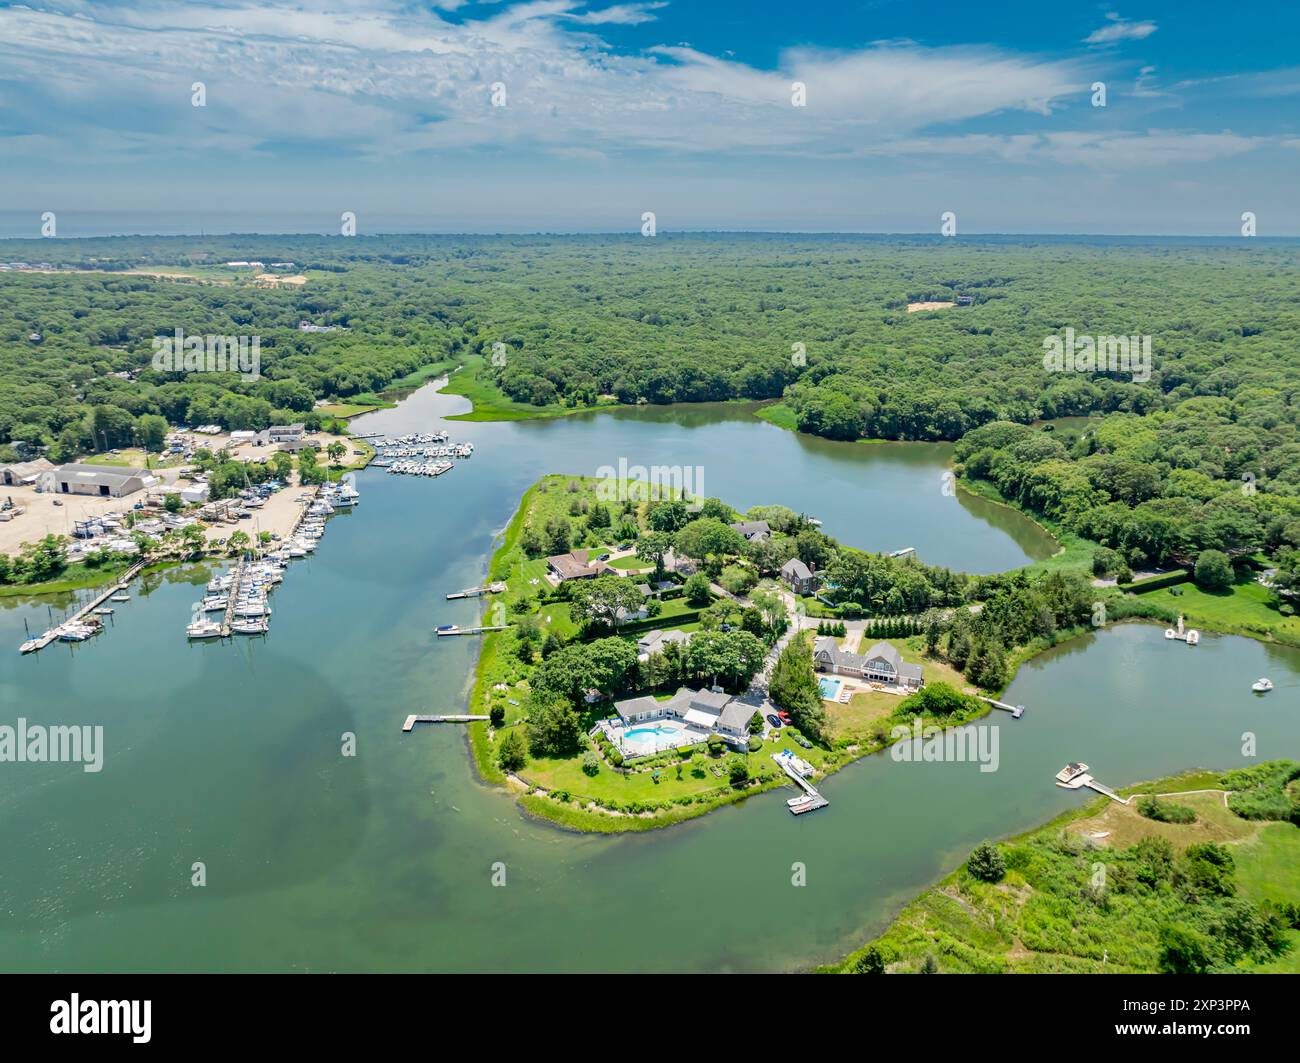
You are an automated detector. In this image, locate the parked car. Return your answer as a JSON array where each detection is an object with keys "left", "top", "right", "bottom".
[{"left": 766, "top": 714, "right": 782, "bottom": 729}]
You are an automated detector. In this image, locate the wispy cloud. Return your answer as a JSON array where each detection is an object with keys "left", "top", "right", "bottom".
[
  {"left": 0, "top": 1, "right": 1086, "bottom": 162},
  {"left": 1085, "top": 12, "right": 1158, "bottom": 44}
]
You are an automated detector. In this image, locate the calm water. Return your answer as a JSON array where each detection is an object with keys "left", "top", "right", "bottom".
[{"left": 0, "top": 386, "right": 1295, "bottom": 972}]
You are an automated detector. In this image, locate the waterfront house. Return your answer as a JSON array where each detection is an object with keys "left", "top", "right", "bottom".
[
  {"left": 612, "top": 687, "right": 746, "bottom": 745},
  {"left": 780, "top": 557, "right": 817, "bottom": 595},
  {"left": 813, "top": 636, "right": 924, "bottom": 691},
  {"left": 546, "top": 548, "right": 608, "bottom": 582},
  {"left": 730, "top": 520, "right": 771, "bottom": 543}
]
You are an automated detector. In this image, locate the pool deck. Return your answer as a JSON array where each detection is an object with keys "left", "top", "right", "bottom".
[{"left": 597, "top": 718, "right": 711, "bottom": 759}]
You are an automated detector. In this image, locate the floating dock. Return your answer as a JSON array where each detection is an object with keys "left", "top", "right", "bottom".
[
  {"left": 772, "top": 752, "right": 829, "bottom": 815},
  {"left": 1054, "top": 763, "right": 1129, "bottom": 804},
  {"left": 435, "top": 625, "right": 509, "bottom": 637},
  {"left": 19, "top": 560, "right": 145, "bottom": 654},
  {"left": 403, "top": 714, "right": 491, "bottom": 731},
  {"left": 979, "top": 696, "right": 1025, "bottom": 718}
]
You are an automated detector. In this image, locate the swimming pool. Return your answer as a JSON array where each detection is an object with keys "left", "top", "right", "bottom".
[
  {"left": 818, "top": 676, "right": 842, "bottom": 700},
  {"left": 622, "top": 722, "right": 687, "bottom": 750}
]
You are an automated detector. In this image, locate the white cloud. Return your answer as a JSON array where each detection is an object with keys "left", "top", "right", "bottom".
[
  {"left": 1086, "top": 12, "right": 1158, "bottom": 44},
  {"left": 866, "top": 129, "right": 1270, "bottom": 168},
  {"left": 0, "top": 0, "right": 1085, "bottom": 164}
]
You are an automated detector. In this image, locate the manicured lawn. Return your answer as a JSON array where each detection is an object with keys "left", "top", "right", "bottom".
[
  {"left": 1235, "top": 823, "right": 1300, "bottom": 972},
  {"left": 606, "top": 555, "right": 650, "bottom": 571},
  {"left": 1142, "top": 577, "right": 1300, "bottom": 645},
  {"left": 825, "top": 641, "right": 970, "bottom": 742}
]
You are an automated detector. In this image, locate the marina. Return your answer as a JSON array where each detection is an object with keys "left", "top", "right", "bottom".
[
  {"left": 367, "top": 432, "right": 475, "bottom": 478},
  {"left": 185, "top": 479, "right": 360, "bottom": 641}
]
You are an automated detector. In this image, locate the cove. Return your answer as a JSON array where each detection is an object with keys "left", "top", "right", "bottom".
[{"left": 0, "top": 382, "right": 1293, "bottom": 973}]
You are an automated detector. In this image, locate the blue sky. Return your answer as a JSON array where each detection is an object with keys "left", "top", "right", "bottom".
[{"left": 0, "top": 0, "right": 1297, "bottom": 235}]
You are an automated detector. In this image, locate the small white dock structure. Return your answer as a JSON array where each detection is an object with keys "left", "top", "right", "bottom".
[
  {"left": 1054, "top": 762, "right": 1129, "bottom": 804},
  {"left": 446, "top": 582, "right": 506, "bottom": 600},
  {"left": 1165, "top": 614, "right": 1200, "bottom": 646},
  {"left": 979, "top": 696, "right": 1025, "bottom": 718},
  {"left": 771, "top": 751, "right": 829, "bottom": 815},
  {"left": 403, "top": 714, "right": 490, "bottom": 732}
]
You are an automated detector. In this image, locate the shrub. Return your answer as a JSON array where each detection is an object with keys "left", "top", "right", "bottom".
[
  {"left": 581, "top": 750, "right": 601, "bottom": 777},
  {"left": 497, "top": 729, "right": 527, "bottom": 772},
  {"left": 489, "top": 705, "right": 506, "bottom": 728},
  {"left": 850, "top": 946, "right": 885, "bottom": 974},
  {"left": 747, "top": 736, "right": 762, "bottom": 753},
  {"left": 966, "top": 841, "right": 1006, "bottom": 883},
  {"left": 1137, "top": 796, "right": 1197, "bottom": 823},
  {"left": 727, "top": 756, "right": 750, "bottom": 787}
]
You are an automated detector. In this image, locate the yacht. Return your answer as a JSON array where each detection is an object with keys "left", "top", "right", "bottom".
[
  {"left": 1251, "top": 678, "right": 1274, "bottom": 693},
  {"left": 186, "top": 619, "right": 223, "bottom": 639},
  {"left": 231, "top": 618, "right": 270, "bottom": 635},
  {"left": 57, "top": 623, "right": 96, "bottom": 641}
]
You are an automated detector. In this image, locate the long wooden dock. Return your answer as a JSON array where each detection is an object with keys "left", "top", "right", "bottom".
[
  {"left": 446, "top": 581, "right": 506, "bottom": 600},
  {"left": 403, "top": 714, "right": 491, "bottom": 731},
  {"left": 435, "top": 625, "right": 509, "bottom": 637},
  {"left": 219, "top": 555, "right": 246, "bottom": 637},
  {"left": 19, "top": 560, "right": 146, "bottom": 654}
]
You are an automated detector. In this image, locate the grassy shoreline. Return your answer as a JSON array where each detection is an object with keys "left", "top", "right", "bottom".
[{"left": 826, "top": 766, "right": 1300, "bottom": 974}]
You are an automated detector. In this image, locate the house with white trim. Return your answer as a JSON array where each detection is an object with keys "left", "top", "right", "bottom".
[{"left": 813, "top": 636, "right": 924, "bottom": 691}]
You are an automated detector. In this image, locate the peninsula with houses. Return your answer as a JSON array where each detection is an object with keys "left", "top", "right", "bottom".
[{"left": 458, "top": 473, "right": 1027, "bottom": 833}]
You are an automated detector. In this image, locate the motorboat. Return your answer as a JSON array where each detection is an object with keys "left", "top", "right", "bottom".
[
  {"left": 186, "top": 619, "right": 223, "bottom": 639},
  {"left": 231, "top": 618, "right": 270, "bottom": 635},
  {"left": 1251, "top": 678, "right": 1274, "bottom": 693}
]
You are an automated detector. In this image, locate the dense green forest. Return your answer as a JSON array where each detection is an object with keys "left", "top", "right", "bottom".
[{"left": 2, "top": 233, "right": 1296, "bottom": 587}]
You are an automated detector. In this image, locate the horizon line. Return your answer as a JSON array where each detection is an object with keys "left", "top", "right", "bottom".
[{"left": 1, "top": 229, "right": 1296, "bottom": 242}]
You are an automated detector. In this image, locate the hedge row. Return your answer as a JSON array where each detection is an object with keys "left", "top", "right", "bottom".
[{"left": 1119, "top": 569, "right": 1191, "bottom": 594}]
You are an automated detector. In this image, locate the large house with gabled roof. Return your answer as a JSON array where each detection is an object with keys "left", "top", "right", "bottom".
[
  {"left": 813, "top": 636, "right": 924, "bottom": 691},
  {"left": 780, "top": 557, "right": 817, "bottom": 595}
]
